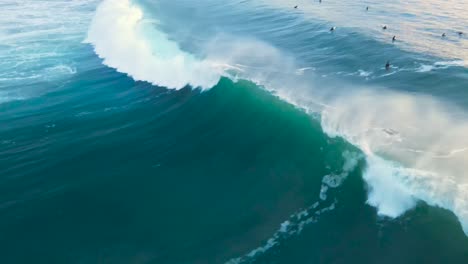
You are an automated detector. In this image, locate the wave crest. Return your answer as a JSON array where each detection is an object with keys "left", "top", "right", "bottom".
[{"left": 85, "top": 0, "right": 221, "bottom": 89}]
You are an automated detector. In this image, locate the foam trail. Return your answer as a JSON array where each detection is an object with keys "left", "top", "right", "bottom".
[
  {"left": 85, "top": 0, "right": 221, "bottom": 89},
  {"left": 226, "top": 151, "right": 362, "bottom": 263},
  {"left": 226, "top": 199, "right": 336, "bottom": 263}
]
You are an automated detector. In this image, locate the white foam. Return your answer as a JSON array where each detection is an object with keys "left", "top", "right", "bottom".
[
  {"left": 320, "top": 151, "right": 362, "bottom": 200},
  {"left": 363, "top": 155, "right": 417, "bottom": 217},
  {"left": 416, "top": 64, "right": 434, "bottom": 72},
  {"left": 279, "top": 220, "right": 291, "bottom": 233},
  {"left": 417, "top": 60, "right": 467, "bottom": 72},
  {"left": 226, "top": 200, "right": 337, "bottom": 263},
  {"left": 319, "top": 184, "right": 329, "bottom": 200},
  {"left": 358, "top": 69, "right": 372, "bottom": 77},
  {"left": 321, "top": 89, "right": 468, "bottom": 234},
  {"left": 85, "top": 0, "right": 221, "bottom": 89}
]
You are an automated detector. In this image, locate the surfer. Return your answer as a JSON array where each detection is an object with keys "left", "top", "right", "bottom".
[
  {"left": 385, "top": 61, "right": 391, "bottom": 71},
  {"left": 442, "top": 33, "right": 446, "bottom": 37},
  {"left": 366, "top": 6, "right": 369, "bottom": 11},
  {"left": 383, "top": 128, "right": 398, "bottom": 136},
  {"left": 330, "top": 26, "right": 336, "bottom": 32},
  {"left": 458, "top": 31, "right": 464, "bottom": 36},
  {"left": 382, "top": 25, "right": 387, "bottom": 30},
  {"left": 392, "top": 36, "right": 396, "bottom": 42},
  {"left": 294, "top": 5, "right": 297, "bottom": 9}
]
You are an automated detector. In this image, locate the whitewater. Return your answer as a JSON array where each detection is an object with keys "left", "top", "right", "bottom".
[{"left": 86, "top": 0, "right": 468, "bottom": 235}]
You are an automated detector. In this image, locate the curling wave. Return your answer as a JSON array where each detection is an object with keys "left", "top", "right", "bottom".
[{"left": 87, "top": 0, "right": 468, "bottom": 235}]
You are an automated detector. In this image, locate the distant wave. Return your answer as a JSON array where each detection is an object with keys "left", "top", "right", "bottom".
[{"left": 87, "top": 0, "right": 468, "bottom": 235}]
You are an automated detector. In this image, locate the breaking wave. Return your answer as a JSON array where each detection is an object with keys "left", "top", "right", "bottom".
[{"left": 87, "top": 0, "right": 468, "bottom": 235}]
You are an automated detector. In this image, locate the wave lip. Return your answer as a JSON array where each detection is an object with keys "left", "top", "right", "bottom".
[{"left": 85, "top": 0, "right": 221, "bottom": 90}]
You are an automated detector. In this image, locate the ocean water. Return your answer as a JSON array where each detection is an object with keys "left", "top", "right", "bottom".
[{"left": 1, "top": 0, "right": 468, "bottom": 263}]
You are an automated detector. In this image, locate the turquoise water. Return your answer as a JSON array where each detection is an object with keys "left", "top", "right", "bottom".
[{"left": 1, "top": 0, "right": 468, "bottom": 263}]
